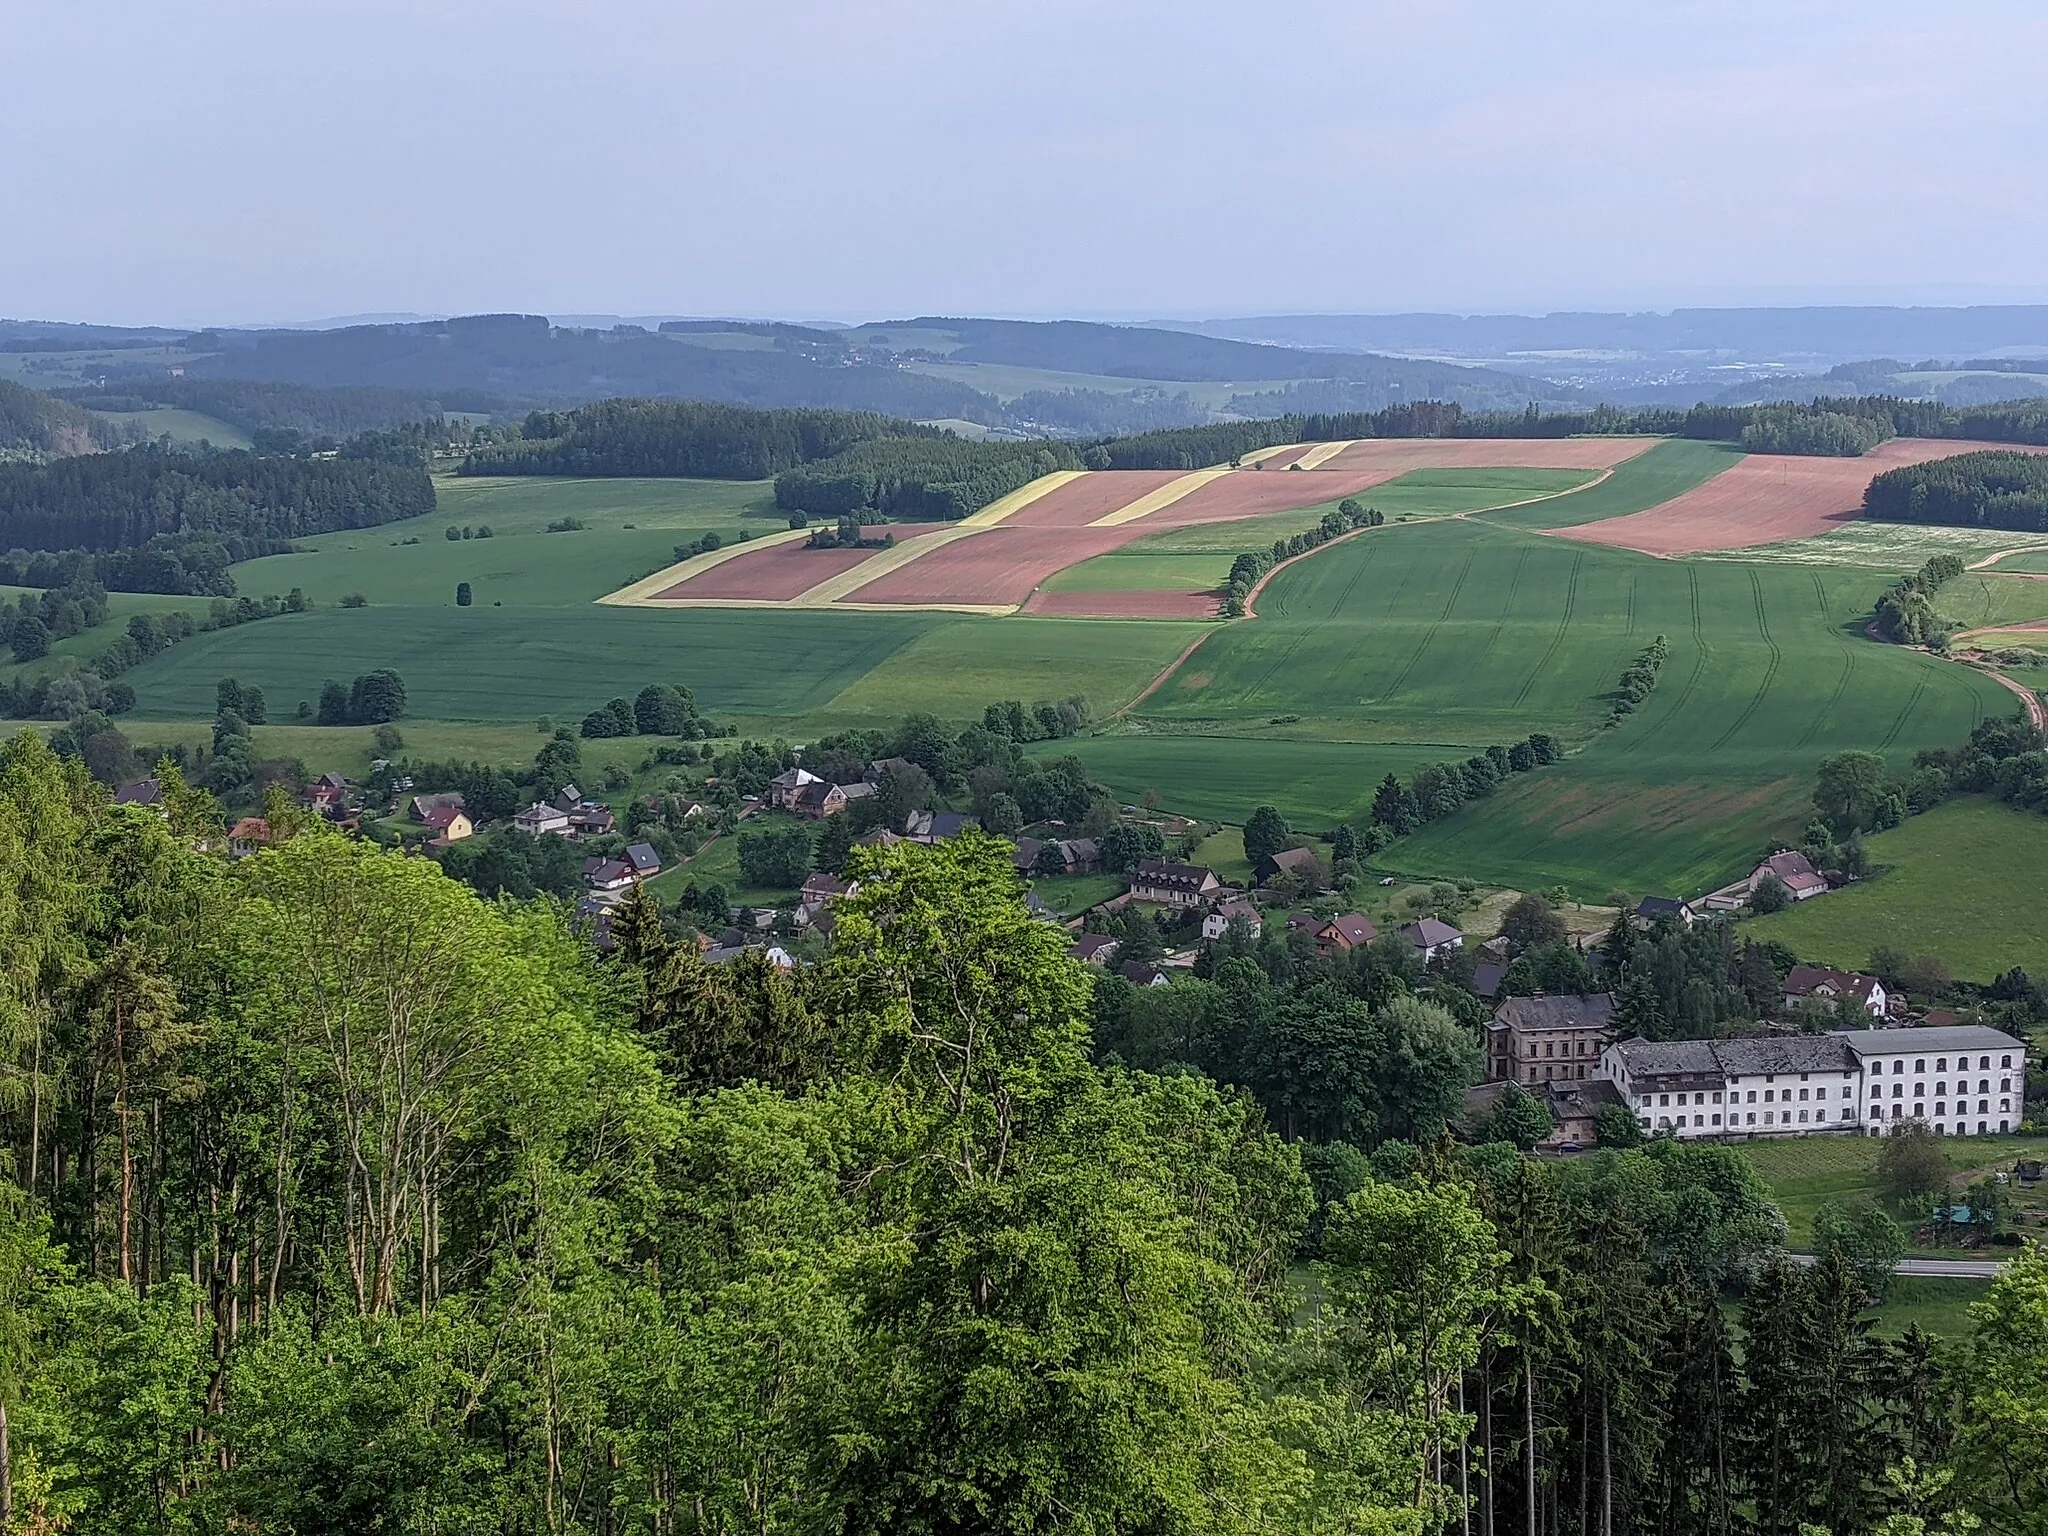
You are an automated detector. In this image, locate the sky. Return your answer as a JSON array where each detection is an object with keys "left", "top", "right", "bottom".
[{"left": 6, "top": 0, "right": 2048, "bottom": 327}]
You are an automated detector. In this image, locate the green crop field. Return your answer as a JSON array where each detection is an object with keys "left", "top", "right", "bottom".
[
  {"left": 1986, "top": 550, "right": 2048, "bottom": 573},
  {"left": 0, "top": 588, "right": 209, "bottom": 686},
  {"left": 1732, "top": 1131, "right": 2048, "bottom": 1249},
  {"left": 1041, "top": 554, "right": 1231, "bottom": 593},
  {"left": 1744, "top": 797, "right": 2048, "bottom": 980},
  {"left": 1477, "top": 439, "right": 1743, "bottom": 529},
  {"left": 88, "top": 407, "right": 254, "bottom": 450}
]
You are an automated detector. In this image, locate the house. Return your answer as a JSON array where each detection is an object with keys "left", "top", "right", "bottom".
[
  {"left": 306, "top": 773, "right": 350, "bottom": 817},
  {"left": 904, "top": 809, "right": 978, "bottom": 843},
  {"left": 1314, "top": 914, "right": 1378, "bottom": 954},
  {"left": 1129, "top": 858, "right": 1224, "bottom": 909},
  {"left": 1118, "top": 959, "right": 1171, "bottom": 988},
  {"left": 582, "top": 858, "right": 638, "bottom": 892},
  {"left": 228, "top": 817, "right": 273, "bottom": 859},
  {"left": 793, "top": 781, "right": 851, "bottom": 819},
  {"left": 1783, "top": 965, "right": 1887, "bottom": 1018},
  {"left": 1463, "top": 1076, "right": 1626, "bottom": 1150},
  {"left": 866, "top": 756, "right": 916, "bottom": 784},
  {"left": 568, "top": 806, "right": 616, "bottom": 836},
  {"left": 1012, "top": 836, "right": 1048, "bottom": 873},
  {"left": 1485, "top": 993, "right": 1615, "bottom": 1084},
  {"left": 1403, "top": 918, "right": 1464, "bottom": 962},
  {"left": 419, "top": 806, "right": 473, "bottom": 842},
  {"left": 113, "top": 777, "right": 164, "bottom": 810},
  {"left": 800, "top": 873, "right": 857, "bottom": 907},
  {"left": 1632, "top": 896, "right": 1694, "bottom": 928},
  {"left": 410, "top": 791, "right": 465, "bottom": 824},
  {"left": 855, "top": 828, "right": 904, "bottom": 851},
  {"left": 515, "top": 801, "right": 573, "bottom": 837},
  {"left": 1754, "top": 849, "right": 1828, "bottom": 902},
  {"left": 551, "top": 785, "right": 586, "bottom": 813},
  {"left": 1283, "top": 911, "right": 1321, "bottom": 938},
  {"left": 1254, "top": 846, "right": 1325, "bottom": 887},
  {"left": 1601, "top": 1025, "right": 2027, "bottom": 1140},
  {"left": 1202, "top": 899, "right": 1263, "bottom": 941},
  {"left": 767, "top": 767, "right": 822, "bottom": 812},
  {"left": 623, "top": 842, "right": 662, "bottom": 877},
  {"left": 1471, "top": 961, "right": 1507, "bottom": 1001},
  {"left": 705, "top": 941, "right": 796, "bottom": 969},
  {"left": 1068, "top": 934, "right": 1122, "bottom": 966}
]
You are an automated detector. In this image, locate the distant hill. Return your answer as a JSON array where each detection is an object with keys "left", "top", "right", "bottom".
[{"left": 0, "top": 379, "right": 130, "bottom": 458}]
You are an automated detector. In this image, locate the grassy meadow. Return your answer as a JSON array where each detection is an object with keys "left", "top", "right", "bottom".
[
  {"left": 1476, "top": 438, "right": 1743, "bottom": 528},
  {"left": 1744, "top": 797, "right": 2048, "bottom": 980}
]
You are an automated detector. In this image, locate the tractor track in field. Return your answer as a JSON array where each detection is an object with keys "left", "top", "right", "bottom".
[
  {"left": 1879, "top": 671, "right": 1930, "bottom": 749},
  {"left": 1705, "top": 569, "right": 1782, "bottom": 754},
  {"left": 1379, "top": 548, "right": 1475, "bottom": 704},
  {"left": 1468, "top": 546, "right": 1530, "bottom": 677},
  {"left": 1796, "top": 572, "right": 1857, "bottom": 750},
  {"left": 1619, "top": 566, "right": 1707, "bottom": 761},
  {"left": 1510, "top": 551, "right": 1581, "bottom": 709}
]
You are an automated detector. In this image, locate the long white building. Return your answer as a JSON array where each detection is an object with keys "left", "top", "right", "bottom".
[{"left": 1601, "top": 1025, "right": 2027, "bottom": 1140}]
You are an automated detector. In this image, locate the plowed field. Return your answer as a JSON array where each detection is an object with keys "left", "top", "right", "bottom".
[
  {"left": 1552, "top": 439, "right": 2048, "bottom": 556},
  {"left": 653, "top": 539, "right": 878, "bottom": 600},
  {"left": 1316, "top": 437, "right": 1657, "bottom": 473},
  {"left": 997, "top": 470, "right": 1185, "bottom": 527}
]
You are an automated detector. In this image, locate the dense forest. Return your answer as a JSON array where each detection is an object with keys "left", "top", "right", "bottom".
[
  {"left": 2, "top": 737, "right": 2046, "bottom": 1535},
  {"left": 51, "top": 378, "right": 504, "bottom": 441},
  {"left": 1864, "top": 449, "right": 2048, "bottom": 530},
  {"left": 0, "top": 380, "right": 133, "bottom": 460},
  {"left": 458, "top": 398, "right": 922, "bottom": 479},
  {"left": 0, "top": 443, "right": 434, "bottom": 554}
]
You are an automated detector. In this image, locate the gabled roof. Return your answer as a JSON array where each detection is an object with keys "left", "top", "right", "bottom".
[
  {"left": 1404, "top": 918, "right": 1462, "bottom": 947},
  {"left": 1322, "top": 914, "right": 1378, "bottom": 947},
  {"left": 1117, "top": 959, "right": 1169, "bottom": 986},
  {"left": 1259, "top": 846, "right": 1323, "bottom": 874},
  {"left": 1069, "top": 934, "right": 1121, "bottom": 963},
  {"left": 1835, "top": 1024, "right": 2027, "bottom": 1057},
  {"left": 229, "top": 816, "right": 271, "bottom": 843},
  {"left": 1634, "top": 896, "right": 1688, "bottom": 919},
  {"left": 769, "top": 767, "right": 821, "bottom": 790},
  {"left": 1785, "top": 965, "right": 1880, "bottom": 1001},
  {"left": 1759, "top": 849, "right": 1827, "bottom": 892},
  {"left": 114, "top": 777, "right": 163, "bottom": 806},
  {"left": 421, "top": 805, "right": 466, "bottom": 830},
  {"left": 624, "top": 843, "right": 661, "bottom": 873},
  {"left": 1132, "top": 858, "right": 1219, "bottom": 892}
]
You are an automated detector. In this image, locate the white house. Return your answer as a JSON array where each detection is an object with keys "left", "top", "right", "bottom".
[
  {"left": 1601, "top": 1024, "right": 2027, "bottom": 1140},
  {"left": 1403, "top": 918, "right": 1464, "bottom": 962},
  {"left": 515, "top": 801, "right": 572, "bottom": 837},
  {"left": 1202, "top": 899, "right": 1262, "bottom": 941}
]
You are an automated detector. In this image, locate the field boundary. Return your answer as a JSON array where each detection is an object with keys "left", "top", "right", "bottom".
[
  {"left": 793, "top": 527, "right": 986, "bottom": 606},
  {"left": 1088, "top": 468, "right": 1231, "bottom": 526},
  {"left": 596, "top": 526, "right": 812, "bottom": 606},
  {"left": 1967, "top": 542, "right": 2048, "bottom": 571},
  {"left": 1292, "top": 439, "right": 1358, "bottom": 470},
  {"left": 960, "top": 470, "right": 1088, "bottom": 527}
]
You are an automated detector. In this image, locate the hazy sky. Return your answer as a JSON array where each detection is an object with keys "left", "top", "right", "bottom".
[{"left": 7, "top": 0, "right": 2047, "bottom": 326}]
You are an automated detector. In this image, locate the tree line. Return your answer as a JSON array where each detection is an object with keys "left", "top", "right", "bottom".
[
  {"left": 5, "top": 754, "right": 2048, "bottom": 1533},
  {"left": 1220, "top": 499, "right": 1384, "bottom": 615},
  {"left": 1874, "top": 553, "right": 1966, "bottom": 645},
  {"left": 0, "top": 442, "right": 434, "bottom": 556},
  {"left": 459, "top": 397, "right": 922, "bottom": 479},
  {"left": 1864, "top": 449, "right": 2048, "bottom": 531}
]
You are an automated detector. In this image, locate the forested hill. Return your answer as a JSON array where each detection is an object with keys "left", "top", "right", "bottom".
[
  {"left": 50, "top": 377, "right": 506, "bottom": 442},
  {"left": 0, "top": 379, "right": 132, "bottom": 459},
  {"left": 0, "top": 444, "right": 433, "bottom": 551},
  {"left": 181, "top": 314, "right": 1001, "bottom": 421}
]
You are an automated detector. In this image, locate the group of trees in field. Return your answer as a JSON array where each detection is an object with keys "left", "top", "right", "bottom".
[
  {"left": 1874, "top": 552, "right": 1966, "bottom": 644},
  {"left": 14, "top": 747, "right": 2048, "bottom": 1533},
  {"left": 0, "top": 574, "right": 110, "bottom": 663},
  {"left": 1865, "top": 449, "right": 2048, "bottom": 530},
  {"left": 459, "top": 398, "right": 917, "bottom": 479},
  {"left": 314, "top": 669, "right": 408, "bottom": 725},
  {"left": 1366, "top": 733, "right": 1564, "bottom": 840},
  {"left": 577, "top": 683, "right": 720, "bottom": 740},
  {"left": 1738, "top": 406, "right": 1895, "bottom": 456},
  {"left": 1219, "top": 498, "right": 1384, "bottom": 615},
  {"left": 1608, "top": 634, "right": 1670, "bottom": 724},
  {"left": 0, "top": 442, "right": 435, "bottom": 555},
  {"left": 776, "top": 436, "right": 1084, "bottom": 520}
]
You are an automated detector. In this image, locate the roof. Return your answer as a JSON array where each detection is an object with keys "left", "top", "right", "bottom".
[
  {"left": 587, "top": 859, "right": 635, "bottom": 885},
  {"left": 1609, "top": 1038, "right": 1723, "bottom": 1080},
  {"left": 1495, "top": 993, "right": 1614, "bottom": 1031},
  {"left": 1759, "top": 850, "right": 1827, "bottom": 892},
  {"left": 113, "top": 777, "right": 163, "bottom": 806},
  {"left": 1117, "top": 959, "right": 1169, "bottom": 985},
  {"left": 867, "top": 756, "right": 915, "bottom": 781},
  {"left": 836, "top": 779, "right": 876, "bottom": 801},
  {"left": 1260, "top": 847, "right": 1323, "bottom": 874},
  {"left": 1132, "top": 858, "right": 1219, "bottom": 892},
  {"left": 801, "top": 873, "right": 854, "bottom": 898},
  {"left": 1546, "top": 1077, "right": 1626, "bottom": 1118},
  {"left": 1472, "top": 961, "right": 1506, "bottom": 998},
  {"left": 1059, "top": 837, "right": 1099, "bottom": 862},
  {"left": 421, "top": 805, "right": 466, "bottom": 830},
  {"left": 229, "top": 816, "right": 271, "bottom": 842},
  {"left": 769, "top": 767, "right": 821, "bottom": 790},
  {"left": 1835, "top": 1025, "right": 2028, "bottom": 1057},
  {"left": 1215, "top": 898, "right": 1260, "bottom": 920},
  {"left": 412, "top": 791, "right": 464, "bottom": 817},
  {"left": 1634, "top": 896, "right": 1688, "bottom": 918},
  {"left": 1069, "top": 934, "right": 1121, "bottom": 962},
  {"left": 624, "top": 843, "right": 660, "bottom": 872},
  {"left": 1323, "top": 914, "right": 1378, "bottom": 946},
  {"left": 1610, "top": 1034, "right": 1862, "bottom": 1081},
  {"left": 1405, "top": 918, "right": 1463, "bottom": 947},
  {"left": 1785, "top": 965, "right": 1880, "bottom": 1002},
  {"left": 519, "top": 801, "right": 568, "bottom": 820}
]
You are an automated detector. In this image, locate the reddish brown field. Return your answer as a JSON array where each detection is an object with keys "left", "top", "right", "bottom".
[
  {"left": 654, "top": 540, "right": 878, "bottom": 600},
  {"left": 1022, "top": 589, "right": 1220, "bottom": 619},
  {"left": 1250, "top": 444, "right": 1319, "bottom": 469},
  {"left": 1551, "top": 439, "right": 2048, "bottom": 557},
  {"left": 1315, "top": 437, "right": 1657, "bottom": 473},
  {"left": 1155, "top": 466, "right": 1405, "bottom": 524},
  {"left": 999, "top": 470, "right": 1185, "bottom": 527}
]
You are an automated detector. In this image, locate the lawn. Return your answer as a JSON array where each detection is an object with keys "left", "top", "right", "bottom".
[
  {"left": 1028, "top": 873, "right": 1125, "bottom": 915},
  {"left": 1731, "top": 1131, "right": 2048, "bottom": 1248},
  {"left": 1477, "top": 439, "right": 1743, "bottom": 529},
  {"left": 1191, "top": 825, "right": 1252, "bottom": 885},
  {"left": 0, "top": 588, "right": 211, "bottom": 687},
  {"left": 1744, "top": 797, "right": 2048, "bottom": 980},
  {"left": 1871, "top": 1277, "right": 1990, "bottom": 1339}
]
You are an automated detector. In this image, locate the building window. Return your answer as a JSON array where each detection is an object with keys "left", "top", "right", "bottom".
[
  {"left": 1980, "top": 1099, "right": 1990, "bottom": 1114},
  {"left": 1870, "top": 1106, "right": 1882, "bottom": 1119},
  {"left": 2002, "top": 1078, "right": 2012, "bottom": 1091},
  {"left": 1891, "top": 1105, "right": 1901, "bottom": 1119},
  {"left": 1763, "top": 1111, "right": 1774, "bottom": 1125},
  {"left": 1745, "top": 1113, "right": 1756, "bottom": 1125},
  {"left": 1764, "top": 1089, "right": 1775, "bottom": 1103},
  {"left": 1798, "top": 1089, "right": 1809, "bottom": 1101},
  {"left": 1935, "top": 1102, "right": 1946, "bottom": 1116},
  {"left": 1980, "top": 1056, "right": 1991, "bottom": 1070},
  {"left": 1936, "top": 1081, "right": 1948, "bottom": 1096},
  {"left": 1638, "top": 1117, "right": 1651, "bottom": 1129},
  {"left": 1746, "top": 1090, "right": 1757, "bottom": 1103},
  {"left": 1712, "top": 1114, "right": 1722, "bottom": 1126},
  {"left": 1659, "top": 1094, "right": 1669, "bottom": 1107},
  {"left": 1915, "top": 1060, "right": 1925, "bottom": 1072},
  {"left": 2002, "top": 1055, "right": 2013, "bottom": 1068},
  {"left": 1914, "top": 1084, "right": 1925, "bottom": 1097},
  {"left": 1694, "top": 1115, "right": 1704, "bottom": 1127},
  {"left": 1798, "top": 1110, "right": 1808, "bottom": 1123},
  {"left": 2002, "top": 1098, "right": 2012, "bottom": 1111},
  {"left": 2001, "top": 1120, "right": 2010, "bottom": 1132},
  {"left": 1713, "top": 1091, "right": 1723, "bottom": 1104},
  {"left": 1937, "top": 1058, "right": 1948, "bottom": 1072},
  {"left": 1893, "top": 1084, "right": 1903, "bottom": 1098}
]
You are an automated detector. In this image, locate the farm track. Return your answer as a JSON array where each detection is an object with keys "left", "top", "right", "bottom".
[
  {"left": 1468, "top": 546, "right": 1531, "bottom": 678},
  {"left": 1510, "top": 552, "right": 1581, "bottom": 709},
  {"left": 1704, "top": 569, "right": 1781, "bottom": 754},
  {"left": 1796, "top": 572, "right": 1858, "bottom": 750},
  {"left": 1879, "top": 671, "right": 1930, "bottom": 750}
]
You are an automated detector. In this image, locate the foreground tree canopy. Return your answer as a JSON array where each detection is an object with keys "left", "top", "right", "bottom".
[{"left": 0, "top": 729, "right": 2043, "bottom": 1535}]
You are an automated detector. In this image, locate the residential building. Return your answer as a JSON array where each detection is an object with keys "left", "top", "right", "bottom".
[
  {"left": 1068, "top": 934, "right": 1121, "bottom": 966},
  {"left": 582, "top": 857, "right": 638, "bottom": 892},
  {"left": 419, "top": 806, "right": 473, "bottom": 842},
  {"left": 410, "top": 791, "right": 465, "bottom": 824},
  {"left": 1118, "top": 959, "right": 1170, "bottom": 988},
  {"left": 623, "top": 842, "right": 661, "bottom": 877},
  {"left": 1471, "top": 960, "right": 1507, "bottom": 1000},
  {"left": 567, "top": 805, "right": 616, "bottom": 836},
  {"left": 1486, "top": 993, "right": 1615, "bottom": 1084},
  {"left": 1254, "top": 846, "right": 1325, "bottom": 887},
  {"left": 515, "top": 802, "right": 573, "bottom": 837},
  {"left": 1403, "top": 918, "right": 1464, "bottom": 961},
  {"left": 1600, "top": 1025, "right": 2027, "bottom": 1139},
  {"left": 1128, "top": 858, "right": 1223, "bottom": 909},
  {"left": 1632, "top": 896, "right": 1694, "bottom": 928},
  {"left": 113, "top": 777, "right": 165, "bottom": 810},
  {"left": 800, "top": 873, "right": 857, "bottom": 907},
  {"left": 1314, "top": 914, "right": 1378, "bottom": 954},
  {"left": 228, "top": 817, "right": 273, "bottom": 859},
  {"left": 766, "top": 767, "right": 822, "bottom": 811},
  {"left": 1465, "top": 1076, "right": 1626, "bottom": 1150},
  {"left": 306, "top": 773, "right": 350, "bottom": 817},
  {"left": 904, "top": 809, "right": 978, "bottom": 842},
  {"left": 1783, "top": 965, "right": 1887, "bottom": 1017},
  {"left": 1202, "top": 899, "right": 1262, "bottom": 941}
]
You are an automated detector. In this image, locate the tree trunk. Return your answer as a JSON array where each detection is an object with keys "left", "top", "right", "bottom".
[
  {"left": 1481, "top": 1357, "right": 1495, "bottom": 1536},
  {"left": 117, "top": 998, "right": 134, "bottom": 1285},
  {"left": 1601, "top": 1383, "right": 1612, "bottom": 1536},
  {"left": 1524, "top": 1357, "right": 1537, "bottom": 1536},
  {"left": 1, "top": 1396, "right": 13, "bottom": 1533},
  {"left": 1459, "top": 1373, "right": 1472, "bottom": 1536}
]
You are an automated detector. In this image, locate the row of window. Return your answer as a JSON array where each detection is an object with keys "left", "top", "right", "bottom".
[
  {"left": 1871, "top": 1100, "right": 2009, "bottom": 1118},
  {"left": 1648, "top": 1107, "right": 1856, "bottom": 1129},
  {"left": 1875, "top": 1079, "right": 2009, "bottom": 1098},
  {"left": 1870, "top": 1054, "right": 2015, "bottom": 1074},
  {"left": 1652, "top": 1085, "right": 1848, "bottom": 1107}
]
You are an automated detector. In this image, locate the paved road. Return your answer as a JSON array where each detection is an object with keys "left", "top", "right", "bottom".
[{"left": 1786, "top": 1253, "right": 2007, "bottom": 1279}]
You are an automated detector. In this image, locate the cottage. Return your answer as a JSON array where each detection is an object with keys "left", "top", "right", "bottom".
[
  {"left": 420, "top": 806, "right": 473, "bottom": 842},
  {"left": 1403, "top": 917, "right": 1464, "bottom": 961},
  {"left": 1632, "top": 896, "right": 1695, "bottom": 928},
  {"left": 793, "top": 781, "right": 850, "bottom": 819},
  {"left": 800, "top": 873, "right": 857, "bottom": 906},
  {"left": 866, "top": 756, "right": 916, "bottom": 784},
  {"left": 624, "top": 842, "right": 662, "bottom": 877},
  {"left": 1254, "top": 846, "right": 1325, "bottom": 887},
  {"left": 1486, "top": 993, "right": 1615, "bottom": 1084},
  {"left": 904, "top": 809, "right": 978, "bottom": 843},
  {"left": 1472, "top": 961, "right": 1507, "bottom": 1000},
  {"left": 582, "top": 858, "right": 638, "bottom": 893},
  {"left": 569, "top": 806, "right": 616, "bottom": 836},
  {"left": 228, "top": 817, "right": 273, "bottom": 859},
  {"left": 1068, "top": 934, "right": 1122, "bottom": 966},
  {"left": 767, "top": 767, "right": 823, "bottom": 812},
  {"left": 552, "top": 785, "right": 586, "bottom": 813},
  {"left": 515, "top": 801, "right": 573, "bottom": 837},
  {"left": 1128, "top": 858, "right": 1223, "bottom": 909},
  {"left": 1754, "top": 850, "right": 1828, "bottom": 902},
  {"left": 1783, "top": 965, "right": 1887, "bottom": 1018},
  {"left": 1202, "top": 899, "right": 1263, "bottom": 941},
  {"left": 1118, "top": 959, "right": 1171, "bottom": 988},
  {"left": 410, "top": 791, "right": 465, "bottom": 824},
  {"left": 306, "top": 773, "right": 350, "bottom": 817},
  {"left": 1314, "top": 913, "right": 1378, "bottom": 954},
  {"left": 114, "top": 777, "right": 165, "bottom": 810}
]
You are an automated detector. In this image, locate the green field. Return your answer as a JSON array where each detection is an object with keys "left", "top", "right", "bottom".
[
  {"left": 1477, "top": 439, "right": 1742, "bottom": 529},
  {"left": 0, "top": 588, "right": 210, "bottom": 686},
  {"left": 1041, "top": 554, "right": 1232, "bottom": 593},
  {"left": 1985, "top": 549, "right": 2048, "bottom": 574},
  {"left": 1732, "top": 1131, "right": 2048, "bottom": 1248},
  {"left": 1745, "top": 797, "right": 2048, "bottom": 980},
  {"left": 88, "top": 407, "right": 253, "bottom": 450}
]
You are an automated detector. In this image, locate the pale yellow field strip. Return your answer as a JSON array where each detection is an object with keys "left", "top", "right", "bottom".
[
  {"left": 1238, "top": 443, "right": 1299, "bottom": 467},
  {"left": 790, "top": 525, "right": 989, "bottom": 607},
  {"left": 613, "top": 594, "right": 1017, "bottom": 616},
  {"left": 596, "top": 526, "right": 812, "bottom": 606},
  {"left": 1088, "top": 467, "right": 1232, "bottom": 527},
  {"left": 959, "top": 469, "right": 1087, "bottom": 527},
  {"left": 1291, "top": 439, "right": 1357, "bottom": 470}
]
